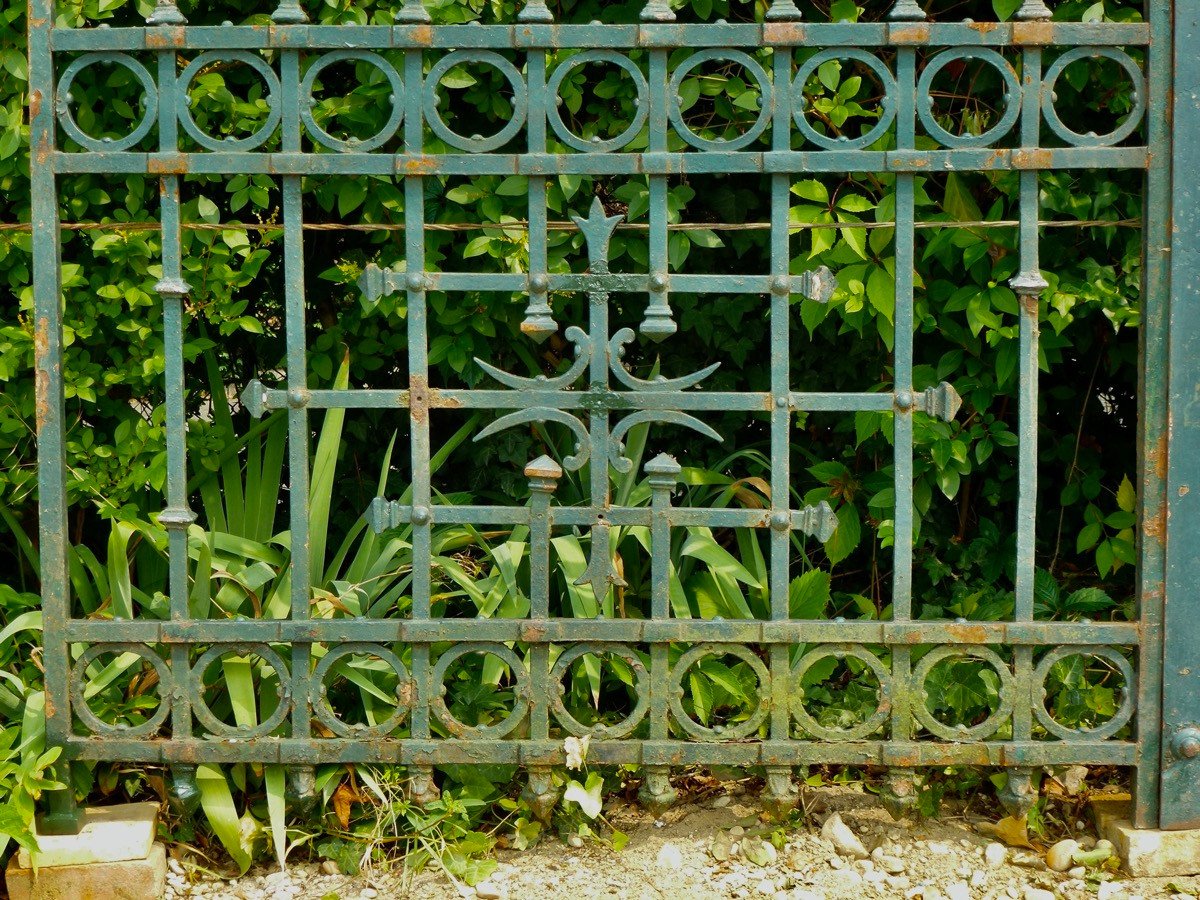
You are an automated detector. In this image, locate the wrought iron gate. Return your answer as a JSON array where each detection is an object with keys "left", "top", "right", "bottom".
[{"left": 29, "top": 0, "right": 1200, "bottom": 832}]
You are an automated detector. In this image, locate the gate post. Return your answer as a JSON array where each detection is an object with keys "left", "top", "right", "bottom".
[{"left": 1158, "top": 0, "right": 1200, "bottom": 831}]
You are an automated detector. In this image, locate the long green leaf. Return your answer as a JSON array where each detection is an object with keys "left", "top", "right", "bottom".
[
  {"left": 196, "top": 765, "right": 252, "bottom": 874},
  {"left": 265, "top": 764, "right": 287, "bottom": 869}
]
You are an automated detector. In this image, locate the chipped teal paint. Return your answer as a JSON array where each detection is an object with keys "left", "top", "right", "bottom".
[{"left": 27, "top": 0, "right": 1193, "bottom": 831}]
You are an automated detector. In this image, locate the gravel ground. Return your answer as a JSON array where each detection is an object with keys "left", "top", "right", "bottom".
[{"left": 163, "top": 786, "right": 1200, "bottom": 900}]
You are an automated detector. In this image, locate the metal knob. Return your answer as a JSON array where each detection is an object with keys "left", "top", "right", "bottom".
[{"left": 1174, "top": 727, "right": 1200, "bottom": 759}]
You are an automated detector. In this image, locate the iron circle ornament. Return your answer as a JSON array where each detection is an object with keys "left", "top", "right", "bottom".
[
  {"left": 300, "top": 50, "right": 405, "bottom": 153},
  {"left": 545, "top": 51, "right": 649, "bottom": 153},
  {"left": 916, "top": 48, "right": 1022, "bottom": 149},
  {"left": 1041, "top": 48, "right": 1147, "bottom": 147},
  {"left": 423, "top": 51, "right": 529, "bottom": 153},
  {"left": 56, "top": 52, "right": 158, "bottom": 153},
  {"left": 1033, "top": 645, "right": 1136, "bottom": 741},
  {"left": 70, "top": 643, "right": 172, "bottom": 738},
  {"left": 790, "top": 644, "right": 892, "bottom": 741},
  {"left": 550, "top": 643, "right": 650, "bottom": 739},
  {"left": 430, "top": 642, "right": 531, "bottom": 740},
  {"left": 669, "top": 643, "right": 770, "bottom": 741},
  {"left": 311, "top": 642, "right": 412, "bottom": 738},
  {"left": 667, "top": 50, "right": 773, "bottom": 152},
  {"left": 191, "top": 643, "right": 292, "bottom": 739},
  {"left": 792, "top": 50, "right": 898, "bottom": 151},
  {"left": 911, "top": 645, "right": 1016, "bottom": 742},
  {"left": 177, "top": 50, "right": 283, "bottom": 152}
]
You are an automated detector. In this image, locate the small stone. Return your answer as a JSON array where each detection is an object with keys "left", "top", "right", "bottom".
[
  {"left": 1047, "top": 838, "right": 1081, "bottom": 872},
  {"left": 1024, "top": 889, "right": 1056, "bottom": 900},
  {"left": 567, "top": 834, "right": 584, "bottom": 848},
  {"left": 657, "top": 843, "right": 684, "bottom": 869},
  {"left": 475, "top": 883, "right": 504, "bottom": 900},
  {"left": 970, "top": 871, "right": 987, "bottom": 889},
  {"left": 877, "top": 855, "right": 905, "bottom": 875},
  {"left": 360, "top": 889, "right": 379, "bottom": 900},
  {"left": 320, "top": 860, "right": 340, "bottom": 875},
  {"left": 1068, "top": 866, "right": 1086, "bottom": 879},
  {"left": 731, "top": 826, "right": 746, "bottom": 838},
  {"left": 1097, "top": 882, "right": 1125, "bottom": 900},
  {"left": 712, "top": 795, "right": 732, "bottom": 809},
  {"left": 945, "top": 881, "right": 971, "bottom": 900},
  {"left": 821, "top": 813, "right": 869, "bottom": 860},
  {"left": 711, "top": 832, "right": 734, "bottom": 862},
  {"left": 756, "top": 878, "right": 775, "bottom": 896},
  {"left": 743, "top": 837, "right": 778, "bottom": 867},
  {"left": 985, "top": 842, "right": 1008, "bottom": 868}
]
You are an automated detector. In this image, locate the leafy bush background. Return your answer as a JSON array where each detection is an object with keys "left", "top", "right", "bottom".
[{"left": 0, "top": 0, "right": 1145, "bottom": 872}]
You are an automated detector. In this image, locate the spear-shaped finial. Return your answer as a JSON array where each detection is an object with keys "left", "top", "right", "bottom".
[
  {"left": 763, "top": 0, "right": 802, "bottom": 22},
  {"left": 517, "top": 0, "right": 554, "bottom": 22}
]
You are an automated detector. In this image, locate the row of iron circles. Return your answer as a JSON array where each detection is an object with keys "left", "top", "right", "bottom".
[
  {"left": 55, "top": 47, "right": 1146, "bottom": 154},
  {"left": 69, "top": 641, "right": 1137, "bottom": 742}
]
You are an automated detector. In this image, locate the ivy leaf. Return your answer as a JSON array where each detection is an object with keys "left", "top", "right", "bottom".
[{"left": 563, "top": 773, "right": 604, "bottom": 819}]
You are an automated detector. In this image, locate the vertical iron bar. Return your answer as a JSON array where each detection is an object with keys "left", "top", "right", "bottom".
[
  {"left": 404, "top": 44, "right": 438, "bottom": 804},
  {"left": 889, "top": 32, "right": 917, "bottom": 752},
  {"left": 29, "top": 0, "right": 82, "bottom": 836},
  {"left": 280, "top": 46, "right": 312, "bottom": 743},
  {"left": 765, "top": 36, "right": 797, "bottom": 816},
  {"left": 1133, "top": 0, "right": 1171, "bottom": 830},
  {"left": 1159, "top": 0, "right": 1200, "bottom": 831}
]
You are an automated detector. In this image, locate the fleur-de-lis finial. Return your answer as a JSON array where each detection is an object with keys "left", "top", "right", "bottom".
[
  {"left": 146, "top": 0, "right": 186, "bottom": 25},
  {"left": 571, "top": 197, "right": 624, "bottom": 275},
  {"left": 887, "top": 0, "right": 926, "bottom": 20}
]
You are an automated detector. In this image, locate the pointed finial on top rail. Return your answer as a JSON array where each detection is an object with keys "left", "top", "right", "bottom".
[
  {"left": 887, "top": 0, "right": 926, "bottom": 20},
  {"left": 271, "top": 0, "right": 308, "bottom": 23},
  {"left": 764, "top": 0, "right": 802, "bottom": 23},
  {"left": 518, "top": 0, "right": 555, "bottom": 22},
  {"left": 395, "top": 0, "right": 431, "bottom": 21},
  {"left": 640, "top": 0, "right": 675, "bottom": 22},
  {"left": 146, "top": 0, "right": 186, "bottom": 25},
  {"left": 1016, "top": 0, "right": 1053, "bottom": 19}
]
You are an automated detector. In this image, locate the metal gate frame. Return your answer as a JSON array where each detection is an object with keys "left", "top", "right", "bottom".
[{"left": 27, "top": 0, "right": 1200, "bottom": 832}]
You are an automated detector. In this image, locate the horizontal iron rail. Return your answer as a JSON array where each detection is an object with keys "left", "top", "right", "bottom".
[
  {"left": 49, "top": 22, "right": 1150, "bottom": 51},
  {"left": 58, "top": 737, "right": 1140, "bottom": 768},
  {"left": 52, "top": 148, "right": 1151, "bottom": 174},
  {"left": 61, "top": 619, "right": 1140, "bottom": 644}
]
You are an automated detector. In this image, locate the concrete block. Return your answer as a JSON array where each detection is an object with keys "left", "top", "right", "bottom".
[
  {"left": 1092, "top": 794, "right": 1200, "bottom": 877},
  {"left": 17, "top": 802, "right": 158, "bottom": 869},
  {"left": 4, "top": 840, "right": 167, "bottom": 900}
]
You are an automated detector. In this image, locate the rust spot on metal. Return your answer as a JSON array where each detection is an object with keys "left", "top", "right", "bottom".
[
  {"left": 145, "top": 27, "right": 185, "bottom": 49},
  {"left": 148, "top": 154, "right": 189, "bottom": 175},
  {"left": 888, "top": 24, "right": 931, "bottom": 45},
  {"left": 968, "top": 21, "right": 999, "bottom": 33},
  {"left": 409, "top": 25, "right": 434, "bottom": 46},
  {"left": 400, "top": 156, "right": 438, "bottom": 176},
  {"left": 44, "top": 694, "right": 56, "bottom": 719},
  {"left": 409, "top": 374, "right": 429, "bottom": 424},
  {"left": 945, "top": 623, "right": 990, "bottom": 644},
  {"left": 520, "top": 623, "right": 548, "bottom": 642},
  {"left": 1145, "top": 506, "right": 1166, "bottom": 543},
  {"left": 762, "top": 23, "right": 805, "bottom": 44},
  {"left": 30, "top": 89, "right": 42, "bottom": 120},
  {"left": 1020, "top": 293, "right": 1038, "bottom": 316},
  {"left": 1012, "top": 21, "right": 1055, "bottom": 45},
  {"left": 1151, "top": 433, "right": 1169, "bottom": 480},
  {"left": 1012, "top": 148, "right": 1053, "bottom": 169},
  {"left": 1181, "top": 485, "right": 1191, "bottom": 497},
  {"left": 34, "top": 317, "right": 52, "bottom": 430},
  {"left": 427, "top": 388, "right": 462, "bottom": 410}
]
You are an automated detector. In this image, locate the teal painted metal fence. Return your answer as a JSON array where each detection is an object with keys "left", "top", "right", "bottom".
[{"left": 28, "top": 0, "right": 1200, "bottom": 832}]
